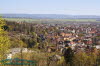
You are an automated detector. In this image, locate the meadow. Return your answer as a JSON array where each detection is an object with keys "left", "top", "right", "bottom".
[{"left": 4, "top": 18, "right": 100, "bottom": 23}]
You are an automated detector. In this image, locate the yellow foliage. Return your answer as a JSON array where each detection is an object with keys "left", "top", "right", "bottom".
[{"left": 0, "top": 17, "right": 10, "bottom": 60}]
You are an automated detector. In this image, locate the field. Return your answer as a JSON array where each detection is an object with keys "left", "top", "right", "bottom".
[{"left": 4, "top": 18, "right": 100, "bottom": 23}]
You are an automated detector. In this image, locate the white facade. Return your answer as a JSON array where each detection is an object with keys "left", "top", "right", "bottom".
[{"left": 96, "top": 45, "right": 100, "bottom": 49}]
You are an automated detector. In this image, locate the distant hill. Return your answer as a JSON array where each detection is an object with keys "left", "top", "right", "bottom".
[{"left": 1, "top": 14, "right": 100, "bottom": 19}]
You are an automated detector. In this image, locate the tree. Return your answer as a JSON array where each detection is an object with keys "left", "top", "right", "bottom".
[
  {"left": 0, "top": 18, "right": 10, "bottom": 60},
  {"left": 73, "top": 52, "right": 97, "bottom": 66},
  {"left": 63, "top": 47, "right": 74, "bottom": 66}
]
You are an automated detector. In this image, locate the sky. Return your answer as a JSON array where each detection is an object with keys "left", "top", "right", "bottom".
[{"left": 0, "top": 0, "right": 100, "bottom": 15}]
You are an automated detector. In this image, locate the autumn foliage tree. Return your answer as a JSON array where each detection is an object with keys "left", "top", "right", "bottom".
[{"left": 0, "top": 17, "right": 10, "bottom": 60}]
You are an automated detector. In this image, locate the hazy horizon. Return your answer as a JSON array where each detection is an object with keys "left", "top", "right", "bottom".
[{"left": 1, "top": 13, "right": 100, "bottom": 16}]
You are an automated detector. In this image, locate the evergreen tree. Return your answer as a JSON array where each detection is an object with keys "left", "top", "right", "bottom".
[{"left": 63, "top": 47, "right": 74, "bottom": 66}]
